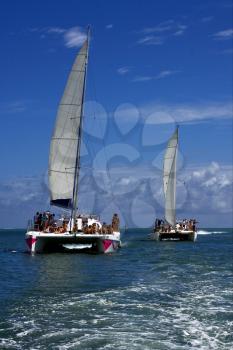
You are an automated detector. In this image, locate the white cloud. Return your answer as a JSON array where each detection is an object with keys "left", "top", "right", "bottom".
[
  {"left": 30, "top": 26, "right": 87, "bottom": 48},
  {"left": 164, "top": 102, "right": 232, "bottom": 124},
  {"left": 201, "top": 16, "right": 214, "bottom": 23},
  {"left": 141, "top": 20, "right": 176, "bottom": 34},
  {"left": 64, "top": 27, "right": 87, "bottom": 48},
  {"left": 137, "top": 21, "right": 187, "bottom": 46},
  {"left": 132, "top": 76, "right": 153, "bottom": 82},
  {"left": 221, "top": 48, "right": 233, "bottom": 54},
  {"left": 156, "top": 70, "right": 178, "bottom": 78},
  {"left": 0, "top": 100, "right": 29, "bottom": 114},
  {"left": 137, "top": 35, "right": 163, "bottom": 45},
  {"left": 0, "top": 176, "right": 49, "bottom": 228},
  {"left": 172, "top": 24, "right": 187, "bottom": 36},
  {"left": 0, "top": 161, "right": 232, "bottom": 228},
  {"left": 213, "top": 28, "right": 233, "bottom": 40},
  {"left": 47, "top": 27, "right": 66, "bottom": 34},
  {"left": 106, "top": 24, "right": 113, "bottom": 29},
  {"left": 0, "top": 176, "right": 48, "bottom": 205},
  {"left": 183, "top": 162, "right": 233, "bottom": 215},
  {"left": 117, "top": 67, "right": 130, "bottom": 75},
  {"left": 119, "top": 100, "right": 233, "bottom": 124},
  {"left": 83, "top": 99, "right": 232, "bottom": 126},
  {"left": 132, "top": 70, "right": 179, "bottom": 82},
  {"left": 173, "top": 30, "right": 185, "bottom": 36}
]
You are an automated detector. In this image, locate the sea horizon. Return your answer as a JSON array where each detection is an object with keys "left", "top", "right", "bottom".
[{"left": 1, "top": 226, "right": 233, "bottom": 230}]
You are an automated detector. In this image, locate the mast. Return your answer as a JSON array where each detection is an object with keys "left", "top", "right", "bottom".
[{"left": 70, "top": 26, "right": 90, "bottom": 228}]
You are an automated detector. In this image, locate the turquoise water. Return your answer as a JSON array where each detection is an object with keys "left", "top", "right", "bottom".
[{"left": 0, "top": 228, "right": 232, "bottom": 349}]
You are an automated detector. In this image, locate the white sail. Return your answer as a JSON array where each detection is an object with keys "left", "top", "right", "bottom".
[
  {"left": 163, "top": 128, "right": 178, "bottom": 226},
  {"left": 48, "top": 40, "right": 88, "bottom": 208}
]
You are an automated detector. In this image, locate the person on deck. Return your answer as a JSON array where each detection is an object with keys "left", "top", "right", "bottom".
[
  {"left": 38, "top": 213, "right": 43, "bottom": 231},
  {"left": 87, "top": 225, "right": 92, "bottom": 234},
  {"left": 192, "top": 220, "right": 196, "bottom": 231},
  {"left": 107, "top": 225, "right": 113, "bottom": 234},
  {"left": 91, "top": 223, "right": 97, "bottom": 234},
  {"left": 112, "top": 213, "right": 120, "bottom": 232},
  {"left": 41, "top": 212, "right": 47, "bottom": 231},
  {"left": 101, "top": 222, "right": 107, "bottom": 234},
  {"left": 72, "top": 220, "right": 78, "bottom": 232},
  {"left": 34, "top": 212, "right": 40, "bottom": 230},
  {"left": 157, "top": 219, "right": 161, "bottom": 228}
]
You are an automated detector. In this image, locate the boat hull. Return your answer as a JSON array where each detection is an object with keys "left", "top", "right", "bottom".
[
  {"left": 149, "top": 230, "right": 197, "bottom": 242},
  {"left": 25, "top": 231, "right": 121, "bottom": 254}
]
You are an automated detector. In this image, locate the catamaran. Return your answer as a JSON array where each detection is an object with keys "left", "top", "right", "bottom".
[
  {"left": 25, "top": 28, "right": 121, "bottom": 253},
  {"left": 149, "top": 127, "right": 197, "bottom": 241}
]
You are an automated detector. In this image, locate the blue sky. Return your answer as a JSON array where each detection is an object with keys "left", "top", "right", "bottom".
[{"left": 0, "top": 0, "right": 232, "bottom": 227}]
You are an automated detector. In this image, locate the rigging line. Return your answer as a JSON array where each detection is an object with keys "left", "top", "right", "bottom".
[{"left": 89, "top": 64, "right": 118, "bottom": 207}]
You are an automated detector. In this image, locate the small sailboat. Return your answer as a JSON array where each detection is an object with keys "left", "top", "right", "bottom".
[
  {"left": 25, "top": 28, "right": 121, "bottom": 253},
  {"left": 150, "top": 127, "right": 197, "bottom": 241}
]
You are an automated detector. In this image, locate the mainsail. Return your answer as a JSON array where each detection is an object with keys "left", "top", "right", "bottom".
[
  {"left": 163, "top": 128, "right": 178, "bottom": 226},
  {"left": 48, "top": 39, "right": 89, "bottom": 208}
]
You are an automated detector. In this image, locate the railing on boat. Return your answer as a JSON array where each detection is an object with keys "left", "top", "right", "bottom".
[{"left": 27, "top": 220, "right": 39, "bottom": 232}]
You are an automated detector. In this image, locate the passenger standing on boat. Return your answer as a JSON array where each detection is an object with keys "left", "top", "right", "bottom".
[
  {"left": 101, "top": 222, "right": 107, "bottom": 234},
  {"left": 160, "top": 220, "right": 164, "bottom": 231},
  {"left": 155, "top": 219, "right": 161, "bottom": 230},
  {"left": 192, "top": 220, "right": 196, "bottom": 231},
  {"left": 37, "top": 213, "right": 42, "bottom": 230},
  {"left": 41, "top": 212, "right": 47, "bottom": 231},
  {"left": 112, "top": 213, "right": 120, "bottom": 232},
  {"left": 45, "top": 212, "right": 50, "bottom": 229},
  {"left": 182, "top": 219, "right": 186, "bottom": 230},
  {"left": 91, "top": 223, "right": 97, "bottom": 234},
  {"left": 72, "top": 220, "right": 78, "bottom": 232},
  {"left": 62, "top": 219, "right": 68, "bottom": 233},
  {"left": 34, "top": 212, "right": 40, "bottom": 230},
  {"left": 50, "top": 213, "right": 55, "bottom": 227},
  {"left": 107, "top": 225, "right": 113, "bottom": 234}
]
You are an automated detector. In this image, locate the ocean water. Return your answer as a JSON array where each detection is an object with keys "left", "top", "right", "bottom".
[{"left": 0, "top": 228, "right": 232, "bottom": 350}]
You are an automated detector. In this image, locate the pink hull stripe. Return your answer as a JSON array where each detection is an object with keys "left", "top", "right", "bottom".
[
  {"left": 103, "top": 239, "right": 112, "bottom": 252},
  {"left": 26, "top": 237, "right": 37, "bottom": 250},
  {"left": 103, "top": 239, "right": 119, "bottom": 253}
]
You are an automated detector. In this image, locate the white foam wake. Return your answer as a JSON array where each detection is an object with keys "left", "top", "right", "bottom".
[
  {"left": 197, "top": 230, "right": 225, "bottom": 235},
  {"left": 197, "top": 230, "right": 212, "bottom": 235}
]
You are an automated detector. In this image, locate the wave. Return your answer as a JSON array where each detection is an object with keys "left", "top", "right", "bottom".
[
  {"left": 197, "top": 230, "right": 212, "bottom": 235},
  {"left": 197, "top": 230, "right": 225, "bottom": 235},
  {"left": 5, "top": 282, "right": 231, "bottom": 350}
]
